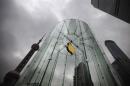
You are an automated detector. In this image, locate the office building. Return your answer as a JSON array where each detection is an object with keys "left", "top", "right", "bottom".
[
  {"left": 91, "top": 0, "right": 130, "bottom": 23},
  {"left": 105, "top": 40, "right": 130, "bottom": 86}
]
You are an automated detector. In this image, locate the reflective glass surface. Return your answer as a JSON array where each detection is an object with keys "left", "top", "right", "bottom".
[{"left": 15, "top": 19, "right": 117, "bottom": 86}]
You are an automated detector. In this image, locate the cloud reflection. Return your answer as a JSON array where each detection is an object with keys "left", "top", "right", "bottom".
[{"left": 0, "top": 0, "right": 130, "bottom": 83}]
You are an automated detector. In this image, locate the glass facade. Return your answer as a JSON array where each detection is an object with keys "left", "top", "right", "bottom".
[{"left": 15, "top": 19, "right": 117, "bottom": 86}]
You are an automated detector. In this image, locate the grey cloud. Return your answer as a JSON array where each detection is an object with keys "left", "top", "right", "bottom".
[
  {"left": 61, "top": 0, "right": 130, "bottom": 62},
  {"left": 0, "top": 0, "right": 130, "bottom": 83},
  {"left": 0, "top": 0, "right": 59, "bottom": 82},
  {"left": 0, "top": 0, "right": 19, "bottom": 82}
]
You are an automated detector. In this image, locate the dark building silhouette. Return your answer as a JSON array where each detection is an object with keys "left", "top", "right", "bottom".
[
  {"left": 0, "top": 35, "right": 45, "bottom": 86},
  {"left": 14, "top": 19, "right": 119, "bottom": 86},
  {"left": 73, "top": 62, "right": 93, "bottom": 86},
  {"left": 91, "top": 0, "right": 130, "bottom": 23},
  {"left": 105, "top": 40, "right": 130, "bottom": 86},
  {"left": 1, "top": 19, "right": 120, "bottom": 86}
]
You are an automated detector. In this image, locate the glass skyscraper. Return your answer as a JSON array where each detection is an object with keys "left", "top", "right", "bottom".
[
  {"left": 91, "top": 0, "right": 130, "bottom": 23},
  {"left": 15, "top": 19, "right": 119, "bottom": 86}
]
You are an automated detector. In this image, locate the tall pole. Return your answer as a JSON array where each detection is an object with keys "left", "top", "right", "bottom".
[
  {"left": 1, "top": 34, "right": 46, "bottom": 86},
  {"left": 15, "top": 34, "right": 45, "bottom": 73}
]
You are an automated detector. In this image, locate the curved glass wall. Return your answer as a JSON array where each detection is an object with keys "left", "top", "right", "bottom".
[{"left": 15, "top": 19, "right": 118, "bottom": 86}]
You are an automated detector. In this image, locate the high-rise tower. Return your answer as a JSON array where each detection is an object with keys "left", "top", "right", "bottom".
[
  {"left": 105, "top": 40, "right": 130, "bottom": 86},
  {"left": 0, "top": 34, "right": 45, "bottom": 86},
  {"left": 91, "top": 0, "right": 130, "bottom": 23},
  {"left": 11, "top": 19, "right": 119, "bottom": 86}
]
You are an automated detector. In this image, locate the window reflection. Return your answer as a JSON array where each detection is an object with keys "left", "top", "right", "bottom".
[{"left": 15, "top": 19, "right": 118, "bottom": 86}]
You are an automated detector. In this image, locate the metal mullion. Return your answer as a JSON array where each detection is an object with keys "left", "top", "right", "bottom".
[
  {"left": 33, "top": 34, "right": 57, "bottom": 84},
  {"left": 90, "top": 48, "right": 102, "bottom": 86},
  {"left": 39, "top": 22, "right": 64, "bottom": 86},
  {"left": 74, "top": 53, "right": 77, "bottom": 86},
  {"left": 48, "top": 50, "right": 60, "bottom": 86},
  {"left": 78, "top": 20, "right": 93, "bottom": 86},
  {"left": 62, "top": 53, "right": 68, "bottom": 86},
  {"left": 28, "top": 35, "right": 54, "bottom": 84},
  {"left": 18, "top": 35, "right": 51, "bottom": 86},
  {"left": 93, "top": 45, "right": 108, "bottom": 86}
]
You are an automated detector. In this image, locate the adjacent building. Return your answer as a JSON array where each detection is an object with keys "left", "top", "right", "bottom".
[
  {"left": 73, "top": 62, "right": 93, "bottom": 86},
  {"left": 105, "top": 40, "right": 130, "bottom": 86},
  {"left": 91, "top": 0, "right": 130, "bottom": 23}
]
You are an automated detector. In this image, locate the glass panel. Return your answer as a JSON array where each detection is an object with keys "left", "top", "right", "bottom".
[{"left": 15, "top": 19, "right": 117, "bottom": 86}]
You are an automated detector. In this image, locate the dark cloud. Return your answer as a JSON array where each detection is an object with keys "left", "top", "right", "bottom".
[
  {"left": 0, "top": 0, "right": 130, "bottom": 83},
  {"left": 0, "top": 0, "right": 59, "bottom": 82},
  {"left": 0, "top": 0, "right": 18, "bottom": 82}
]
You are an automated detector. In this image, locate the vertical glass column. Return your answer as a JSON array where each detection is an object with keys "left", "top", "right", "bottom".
[{"left": 15, "top": 19, "right": 118, "bottom": 86}]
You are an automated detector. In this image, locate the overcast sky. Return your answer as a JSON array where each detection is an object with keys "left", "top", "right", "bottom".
[{"left": 0, "top": 0, "right": 130, "bottom": 83}]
